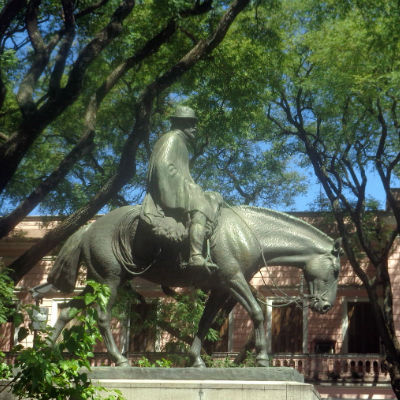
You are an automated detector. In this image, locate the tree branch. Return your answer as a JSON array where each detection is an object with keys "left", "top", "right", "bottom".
[
  {"left": 25, "top": 0, "right": 45, "bottom": 52},
  {"left": 226, "top": 170, "right": 253, "bottom": 202},
  {"left": 0, "top": 0, "right": 136, "bottom": 194},
  {"left": 0, "top": 131, "right": 9, "bottom": 141},
  {"left": 61, "top": 0, "right": 136, "bottom": 98},
  {"left": 75, "top": 0, "right": 110, "bottom": 19},
  {"left": 0, "top": 0, "right": 27, "bottom": 42},
  {"left": 374, "top": 98, "right": 400, "bottom": 229},
  {"left": 0, "top": 4, "right": 211, "bottom": 238},
  {"left": 0, "top": 0, "right": 216, "bottom": 194},
  {"left": 0, "top": 133, "right": 94, "bottom": 239},
  {"left": 276, "top": 96, "right": 373, "bottom": 284},
  {"left": 8, "top": 0, "right": 251, "bottom": 284},
  {"left": 375, "top": 98, "right": 388, "bottom": 170},
  {"left": 48, "top": 0, "right": 76, "bottom": 95},
  {"left": 16, "top": 0, "right": 57, "bottom": 114},
  {"left": 0, "top": 10, "right": 172, "bottom": 237},
  {"left": 295, "top": 87, "right": 304, "bottom": 127},
  {"left": 0, "top": 0, "right": 26, "bottom": 109},
  {"left": 267, "top": 103, "right": 295, "bottom": 134},
  {"left": 0, "top": 95, "right": 97, "bottom": 240},
  {"left": 0, "top": 74, "right": 5, "bottom": 111}
]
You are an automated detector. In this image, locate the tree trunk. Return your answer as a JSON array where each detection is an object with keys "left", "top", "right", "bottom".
[{"left": 385, "top": 359, "right": 400, "bottom": 400}]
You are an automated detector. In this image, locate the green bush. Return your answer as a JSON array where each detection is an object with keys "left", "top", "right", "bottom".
[
  {"left": 136, "top": 356, "right": 172, "bottom": 368},
  {"left": 5, "top": 281, "right": 125, "bottom": 400}
]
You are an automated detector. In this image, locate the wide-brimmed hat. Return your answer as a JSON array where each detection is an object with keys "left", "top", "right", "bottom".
[{"left": 170, "top": 106, "right": 197, "bottom": 121}]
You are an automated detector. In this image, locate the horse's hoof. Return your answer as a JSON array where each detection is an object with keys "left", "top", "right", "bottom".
[
  {"left": 116, "top": 359, "right": 130, "bottom": 367},
  {"left": 191, "top": 359, "right": 206, "bottom": 368},
  {"left": 256, "top": 358, "right": 269, "bottom": 367}
]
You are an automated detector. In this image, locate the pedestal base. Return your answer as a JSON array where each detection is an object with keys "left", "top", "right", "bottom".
[
  {"left": 0, "top": 368, "right": 321, "bottom": 400},
  {"left": 95, "top": 379, "right": 320, "bottom": 400},
  {"left": 89, "top": 367, "right": 320, "bottom": 400}
]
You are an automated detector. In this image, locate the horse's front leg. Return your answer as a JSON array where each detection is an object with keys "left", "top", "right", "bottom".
[
  {"left": 189, "top": 291, "right": 226, "bottom": 368},
  {"left": 228, "top": 273, "right": 269, "bottom": 367}
]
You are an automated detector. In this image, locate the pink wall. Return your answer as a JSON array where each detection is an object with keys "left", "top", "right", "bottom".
[{"left": 389, "top": 237, "right": 400, "bottom": 339}]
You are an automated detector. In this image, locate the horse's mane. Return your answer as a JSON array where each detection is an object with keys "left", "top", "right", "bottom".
[{"left": 235, "top": 205, "right": 333, "bottom": 247}]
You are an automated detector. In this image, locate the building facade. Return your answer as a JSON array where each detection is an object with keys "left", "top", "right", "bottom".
[{"left": 1, "top": 214, "right": 399, "bottom": 399}]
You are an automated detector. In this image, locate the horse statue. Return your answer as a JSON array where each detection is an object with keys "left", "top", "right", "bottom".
[{"left": 32, "top": 204, "right": 342, "bottom": 368}]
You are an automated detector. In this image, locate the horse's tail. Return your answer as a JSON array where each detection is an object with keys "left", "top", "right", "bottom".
[{"left": 47, "top": 225, "right": 90, "bottom": 293}]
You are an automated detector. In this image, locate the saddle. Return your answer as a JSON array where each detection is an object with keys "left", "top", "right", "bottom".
[{"left": 112, "top": 206, "right": 221, "bottom": 275}]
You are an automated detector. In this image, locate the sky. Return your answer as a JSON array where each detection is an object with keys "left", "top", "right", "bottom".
[
  {"left": 0, "top": 155, "right": 394, "bottom": 216},
  {"left": 289, "top": 169, "right": 390, "bottom": 212},
  {"left": 2, "top": 167, "right": 391, "bottom": 216},
  {"left": 20, "top": 170, "right": 391, "bottom": 216}
]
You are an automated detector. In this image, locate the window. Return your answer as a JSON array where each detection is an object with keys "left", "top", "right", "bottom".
[
  {"left": 347, "top": 301, "right": 380, "bottom": 353},
  {"left": 271, "top": 303, "right": 303, "bottom": 353},
  {"left": 205, "top": 317, "right": 229, "bottom": 354},
  {"left": 314, "top": 340, "right": 335, "bottom": 354}
]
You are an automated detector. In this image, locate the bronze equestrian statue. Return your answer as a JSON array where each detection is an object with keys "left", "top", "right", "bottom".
[{"left": 32, "top": 107, "right": 342, "bottom": 368}]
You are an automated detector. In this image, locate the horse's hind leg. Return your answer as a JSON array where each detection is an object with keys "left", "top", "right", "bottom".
[
  {"left": 95, "top": 275, "right": 129, "bottom": 366},
  {"left": 228, "top": 273, "right": 269, "bottom": 367},
  {"left": 48, "top": 293, "right": 87, "bottom": 344},
  {"left": 189, "top": 291, "right": 226, "bottom": 368},
  {"left": 50, "top": 305, "right": 75, "bottom": 344}
]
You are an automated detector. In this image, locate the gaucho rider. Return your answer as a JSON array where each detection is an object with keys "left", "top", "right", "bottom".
[{"left": 141, "top": 106, "right": 223, "bottom": 271}]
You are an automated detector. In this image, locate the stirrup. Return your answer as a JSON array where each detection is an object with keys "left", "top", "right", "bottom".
[
  {"left": 188, "top": 255, "right": 219, "bottom": 273},
  {"left": 181, "top": 255, "right": 218, "bottom": 273}
]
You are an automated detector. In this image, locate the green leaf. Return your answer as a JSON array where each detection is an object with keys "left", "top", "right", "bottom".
[
  {"left": 17, "top": 327, "right": 29, "bottom": 342},
  {"left": 84, "top": 292, "right": 96, "bottom": 305}
]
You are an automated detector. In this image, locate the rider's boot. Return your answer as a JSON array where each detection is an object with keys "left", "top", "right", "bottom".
[{"left": 188, "top": 214, "right": 218, "bottom": 271}]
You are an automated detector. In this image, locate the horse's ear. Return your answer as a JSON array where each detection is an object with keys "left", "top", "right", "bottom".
[{"left": 332, "top": 237, "right": 344, "bottom": 257}]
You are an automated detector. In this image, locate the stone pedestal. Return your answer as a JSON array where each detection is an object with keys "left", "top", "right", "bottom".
[
  {"left": 1, "top": 368, "right": 321, "bottom": 400},
  {"left": 89, "top": 367, "right": 321, "bottom": 400},
  {"left": 89, "top": 366, "right": 304, "bottom": 381}
]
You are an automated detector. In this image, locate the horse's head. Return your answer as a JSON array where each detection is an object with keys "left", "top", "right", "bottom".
[{"left": 304, "top": 238, "right": 342, "bottom": 314}]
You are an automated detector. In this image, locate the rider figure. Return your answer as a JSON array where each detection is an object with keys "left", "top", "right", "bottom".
[{"left": 141, "top": 106, "right": 223, "bottom": 270}]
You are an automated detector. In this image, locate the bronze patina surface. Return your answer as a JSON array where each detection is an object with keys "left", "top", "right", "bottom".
[{"left": 33, "top": 107, "right": 342, "bottom": 368}]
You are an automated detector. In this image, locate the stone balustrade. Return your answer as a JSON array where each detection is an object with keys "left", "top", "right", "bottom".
[
  {"left": 270, "top": 354, "right": 389, "bottom": 383},
  {"left": 3, "top": 351, "right": 390, "bottom": 384}
]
